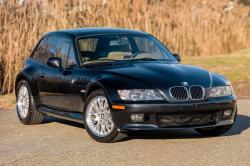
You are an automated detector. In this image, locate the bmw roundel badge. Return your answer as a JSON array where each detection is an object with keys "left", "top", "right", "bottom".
[{"left": 181, "top": 82, "right": 189, "bottom": 86}]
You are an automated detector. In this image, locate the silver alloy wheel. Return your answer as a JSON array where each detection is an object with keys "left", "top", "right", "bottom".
[
  {"left": 86, "top": 96, "right": 114, "bottom": 137},
  {"left": 17, "top": 84, "right": 29, "bottom": 119}
]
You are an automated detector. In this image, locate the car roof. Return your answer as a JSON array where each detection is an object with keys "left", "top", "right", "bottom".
[{"left": 44, "top": 27, "right": 149, "bottom": 38}]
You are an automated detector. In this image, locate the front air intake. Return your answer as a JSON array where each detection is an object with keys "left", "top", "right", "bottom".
[{"left": 157, "top": 111, "right": 218, "bottom": 128}]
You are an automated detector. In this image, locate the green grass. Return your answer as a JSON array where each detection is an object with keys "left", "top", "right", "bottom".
[
  {"left": 10, "top": 99, "right": 16, "bottom": 104},
  {"left": 182, "top": 49, "right": 250, "bottom": 85},
  {"left": 0, "top": 96, "right": 3, "bottom": 98}
]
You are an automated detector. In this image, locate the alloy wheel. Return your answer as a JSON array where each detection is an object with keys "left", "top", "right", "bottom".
[
  {"left": 17, "top": 84, "right": 29, "bottom": 119},
  {"left": 86, "top": 96, "right": 114, "bottom": 137}
]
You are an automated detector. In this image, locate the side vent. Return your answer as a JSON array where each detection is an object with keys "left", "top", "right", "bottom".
[{"left": 72, "top": 78, "right": 89, "bottom": 86}]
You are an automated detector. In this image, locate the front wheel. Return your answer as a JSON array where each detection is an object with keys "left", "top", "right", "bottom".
[
  {"left": 195, "top": 109, "right": 237, "bottom": 136},
  {"left": 83, "top": 89, "right": 127, "bottom": 143}
]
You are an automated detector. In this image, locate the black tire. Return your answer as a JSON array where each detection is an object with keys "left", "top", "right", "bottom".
[
  {"left": 195, "top": 109, "right": 237, "bottom": 136},
  {"left": 16, "top": 80, "right": 44, "bottom": 125},
  {"left": 83, "top": 89, "right": 128, "bottom": 143}
]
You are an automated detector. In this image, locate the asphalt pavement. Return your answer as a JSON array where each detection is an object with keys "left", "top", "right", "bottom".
[{"left": 0, "top": 99, "right": 250, "bottom": 166}]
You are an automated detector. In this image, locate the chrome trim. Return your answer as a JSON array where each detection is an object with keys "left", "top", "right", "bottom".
[
  {"left": 157, "top": 89, "right": 169, "bottom": 101},
  {"left": 189, "top": 85, "right": 205, "bottom": 100},
  {"left": 169, "top": 85, "right": 205, "bottom": 101},
  {"left": 208, "top": 72, "right": 213, "bottom": 98},
  {"left": 169, "top": 86, "right": 189, "bottom": 101}
]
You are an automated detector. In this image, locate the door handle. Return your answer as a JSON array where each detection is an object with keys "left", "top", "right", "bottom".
[{"left": 40, "top": 72, "right": 45, "bottom": 79}]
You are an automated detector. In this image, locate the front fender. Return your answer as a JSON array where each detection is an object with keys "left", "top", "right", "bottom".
[
  {"left": 209, "top": 72, "right": 235, "bottom": 97},
  {"left": 90, "top": 74, "right": 154, "bottom": 104},
  {"left": 210, "top": 72, "right": 231, "bottom": 87}
]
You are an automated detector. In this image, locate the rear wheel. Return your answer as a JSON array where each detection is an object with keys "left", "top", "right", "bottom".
[
  {"left": 83, "top": 89, "right": 127, "bottom": 143},
  {"left": 16, "top": 80, "right": 44, "bottom": 125},
  {"left": 195, "top": 109, "right": 237, "bottom": 136}
]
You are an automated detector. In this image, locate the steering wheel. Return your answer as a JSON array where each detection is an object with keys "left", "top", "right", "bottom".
[{"left": 130, "top": 51, "right": 149, "bottom": 59}]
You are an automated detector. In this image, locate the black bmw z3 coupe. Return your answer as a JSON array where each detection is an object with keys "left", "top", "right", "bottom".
[{"left": 15, "top": 28, "right": 237, "bottom": 142}]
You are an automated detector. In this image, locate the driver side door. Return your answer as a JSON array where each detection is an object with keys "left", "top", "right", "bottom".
[{"left": 37, "top": 36, "right": 77, "bottom": 111}]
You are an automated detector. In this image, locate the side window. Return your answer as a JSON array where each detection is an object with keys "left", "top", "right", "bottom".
[
  {"left": 32, "top": 36, "right": 54, "bottom": 63},
  {"left": 67, "top": 46, "right": 77, "bottom": 67},
  {"left": 51, "top": 37, "right": 71, "bottom": 67},
  {"left": 43, "top": 36, "right": 54, "bottom": 63},
  {"left": 32, "top": 37, "right": 48, "bottom": 63}
]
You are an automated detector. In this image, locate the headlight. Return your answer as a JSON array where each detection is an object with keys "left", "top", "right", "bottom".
[
  {"left": 209, "top": 86, "right": 232, "bottom": 98},
  {"left": 117, "top": 89, "right": 164, "bottom": 101}
]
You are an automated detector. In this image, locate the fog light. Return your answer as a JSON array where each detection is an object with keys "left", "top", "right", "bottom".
[
  {"left": 223, "top": 109, "right": 233, "bottom": 118},
  {"left": 130, "top": 114, "right": 144, "bottom": 122}
]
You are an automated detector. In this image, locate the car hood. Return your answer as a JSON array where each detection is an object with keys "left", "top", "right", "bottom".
[
  {"left": 103, "top": 62, "right": 211, "bottom": 101},
  {"left": 105, "top": 62, "right": 211, "bottom": 89}
]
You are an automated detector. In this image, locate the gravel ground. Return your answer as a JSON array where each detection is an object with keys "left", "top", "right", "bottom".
[{"left": 0, "top": 99, "right": 250, "bottom": 166}]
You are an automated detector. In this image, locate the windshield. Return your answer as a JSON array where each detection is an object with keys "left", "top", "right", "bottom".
[{"left": 76, "top": 34, "right": 176, "bottom": 64}]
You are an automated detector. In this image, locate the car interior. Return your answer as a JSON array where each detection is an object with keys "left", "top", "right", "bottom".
[{"left": 77, "top": 35, "right": 162, "bottom": 63}]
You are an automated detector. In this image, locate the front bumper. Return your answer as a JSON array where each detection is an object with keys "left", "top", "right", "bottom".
[{"left": 110, "top": 97, "right": 237, "bottom": 130}]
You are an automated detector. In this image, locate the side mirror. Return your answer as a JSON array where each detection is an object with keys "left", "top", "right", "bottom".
[
  {"left": 173, "top": 54, "right": 181, "bottom": 62},
  {"left": 47, "top": 57, "right": 63, "bottom": 72}
]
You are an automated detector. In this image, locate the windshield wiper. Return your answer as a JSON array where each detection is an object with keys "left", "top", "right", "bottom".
[
  {"left": 86, "top": 59, "right": 118, "bottom": 63},
  {"left": 82, "top": 59, "right": 118, "bottom": 66},
  {"left": 129, "top": 57, "right": 157, "bottom": 61},
  {"left": 82, "top": 62, "right": 115, "bottom": 68}
]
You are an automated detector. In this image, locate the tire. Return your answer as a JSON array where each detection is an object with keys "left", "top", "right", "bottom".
[
  {"left": 195, "top": 109, "right": 237, "bottom": 136},
  {"left": 83, "top": 89, "right": 127, "bottom": 143},
  {"left": 16, "top": 80, "right": 44, "bottom": 125}
]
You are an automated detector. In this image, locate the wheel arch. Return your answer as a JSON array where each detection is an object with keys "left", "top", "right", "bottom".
[
  {"left": 85, "top": 81, "right": 108, "bottom": 98},
  {"left": 84, "top": 81, "right": 115, "bottom": 107},
  {"left": 15, "top": 73, "right": 28, "bottom": 97}
]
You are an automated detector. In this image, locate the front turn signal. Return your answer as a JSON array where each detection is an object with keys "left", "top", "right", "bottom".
[{"left": 112, "top": 105, "right": 125, "bottom": 110}]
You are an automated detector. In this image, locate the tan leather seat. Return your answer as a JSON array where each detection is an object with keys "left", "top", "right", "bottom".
[
  {"left": 81, "top": 57, "right": 90, "bottom": 62},
  {"left": 107, "top": 52, "right": 132, "bottom": 60},
  {"left": 134, "top": 53, "right": 158, "bottom": 59}
]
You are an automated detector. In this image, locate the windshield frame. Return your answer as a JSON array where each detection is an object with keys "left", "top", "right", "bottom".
[{"left": 75, "top": 33, "right": 177, "bottom": 65}]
